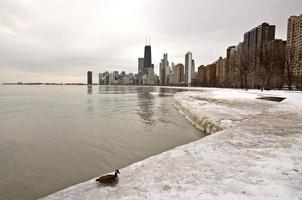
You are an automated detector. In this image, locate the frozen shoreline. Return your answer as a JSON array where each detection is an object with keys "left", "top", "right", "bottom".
[{"left": 41, "top": 88, "right": 302, "bottom": 200}]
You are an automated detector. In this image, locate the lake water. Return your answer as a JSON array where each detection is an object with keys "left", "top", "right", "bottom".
[{"left": 0, "top": 85, "right": 204, "bottom": 200}]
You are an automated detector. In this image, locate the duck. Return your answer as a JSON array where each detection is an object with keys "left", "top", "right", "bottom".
[{"left": 95, "top": 169, "right": 120, "bottom": 185}]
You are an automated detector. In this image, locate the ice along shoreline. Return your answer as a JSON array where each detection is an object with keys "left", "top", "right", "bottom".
[{"left": 41, "top": 88, "right": 302, "bottom": 200}]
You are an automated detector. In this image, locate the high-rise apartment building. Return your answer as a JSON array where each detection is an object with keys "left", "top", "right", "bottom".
[
  {"left": 198, "top": 65, "right": 206, "bottom": 86},
  {"left": 102, "top": 71, "right": 109, "bottom": 85},
  {"left": 225, "top": 46, "right": 236, "bottom": 87},
  {"left": 137, "top": 57, "right": 144, "bottom": 85},
  {"left": 159, "top": 53, "right": 169, "bottom": 85},
  {"left": 98, "top": 73, "right": 104, "bottom": 85},
  {"left": 216, "top": 57, "right": 227, "bottom": 87},
  {"left": 138, "top": 58, "right": 144, "bottom": 74},
  {"left": 185, "top": 52, "right": 193, "bottom": 86},
  {"left": 287, "top": 14, "right": 302, "bottom": 88},
  {"left": 109, "top": 71, "right": 119, "bottom": 85},
  {"left": 191, "top": 59, "right": 195, "bottom": 79},
  {"left": 205, "top": 64, "right": 216, "bottom": 87},
  {"left": 87, "top": 71, "right": 92, "bottom": 85},
  {"left": 174, "top": 63, "right": 184, "bottom": 85},
  {"left": 244, "top": 22, "right": 275, "bottom": 88},
  {"left": 138, "top": 58, "right": 144, "bottom": 85},
  {"left": 171, "top": 62, "right": 175, "bottom": 75}
]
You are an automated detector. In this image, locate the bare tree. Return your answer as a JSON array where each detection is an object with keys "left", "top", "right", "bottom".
[
  {"left": 284, "top": 46, "right": 300, "bottom": 90},
  {"left": 260, "top": 41, "right": 286, "bottom": 89},
  {"left": 260, "top": 43, "right": 273, "bottom": 89},
  {"left": 231, "top": 49, "right": 253, "bottom": 89}
]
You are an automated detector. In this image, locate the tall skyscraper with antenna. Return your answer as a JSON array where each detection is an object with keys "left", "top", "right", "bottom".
[
  {"left": 141, "top": 36, "right": 155, "bottom": 85},
  {"left": 143, "top": 36, "right": 152, "bottom": 75}
]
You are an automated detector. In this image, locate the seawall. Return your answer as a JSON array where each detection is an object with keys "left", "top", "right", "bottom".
[{"left": 173, "top": 100, "right": 223, "bottom": 134}]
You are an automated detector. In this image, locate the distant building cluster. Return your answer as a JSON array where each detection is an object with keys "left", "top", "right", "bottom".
[
  {"left": 98, "top": 71, "right": 135, "bottom": 85},
  {"left": 86, "top": 14, "right": 302, "bottom": 90}
]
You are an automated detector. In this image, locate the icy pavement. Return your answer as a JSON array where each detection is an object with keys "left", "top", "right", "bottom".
[{"left": 41, "top": 88, "right": 302, "bottom": 200}]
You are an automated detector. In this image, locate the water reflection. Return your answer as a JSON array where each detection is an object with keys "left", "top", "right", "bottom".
[
  {"left": 98, "top": 85, "right": 130, "bottom": 94},
  {"left": 91, "top": 86, "right": 187, "bottom": 125},
  {"left": 87, "top": 98, "right": 93, "bottom": 113},
  {"left": 137, "top": 87, "right": 155, "bottom": 126},
  {"left": 87, "top": 86, "right": 93, "bottom": 113},
  {"left": 87, "top": 85, "right": 93, "bottom": 94}
]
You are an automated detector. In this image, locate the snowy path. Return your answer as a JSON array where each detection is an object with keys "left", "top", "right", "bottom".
[{"left": 41, "top": 89, "right": 302, "bottom": 200}]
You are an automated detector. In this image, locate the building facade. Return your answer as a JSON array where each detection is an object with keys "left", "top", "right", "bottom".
[
  {"left": 287, "top": 15, "right": 302, "bottom": 88},
  {"left": 225, "top": 46, "right": 236, "bottom": 87},
  {"left": 197, "top": 65, "right": 206, "bottom": 86},
  {"left": 142, "top": 44, "right": 155, "bottom": 85},
  {"left": 143, "top": 45, "right": 152, "bottom": 75},
  {"left": 216, "top": 57, "right": 227, "bottom": 87},
  {"left": 98, "top": 73, "right": 104, "bottom": 85},
  {"left": 205, "top": 64, "right": 216, "bottom": 87},
  {"left": 191, "top": 59, "right": 195, "bottom": 79},
  {"left": 138, "top": 58, "right": 144, "bottom": 74},
  {"left": 174, "top": 63, "right": 184, "bottom": 85},
  {"left": 138, "top": 58, "right": 144, "bottom": 84},
  {"left": 243, "top": 22, "right": 276, "bottom": 88},
  {"left": 185, "top": 52, "right": 193, "bottom": 86},
  {"left": 87, "top": 71, "right": 92, "bottom": 85},
  {"left": 226, "top": 46, "right": 238, "bottom": 87},
  {"left": 159, "top": 53, "right": 169, "bottom": 85}
]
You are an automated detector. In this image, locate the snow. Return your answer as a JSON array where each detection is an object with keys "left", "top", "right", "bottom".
[{"left": 41, "top": 88, "right": 302, "bottom": 200}]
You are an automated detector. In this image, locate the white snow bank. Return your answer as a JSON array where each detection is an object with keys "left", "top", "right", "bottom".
[{"left": 41, "top": 88, "right": 302, "bottom": 200}]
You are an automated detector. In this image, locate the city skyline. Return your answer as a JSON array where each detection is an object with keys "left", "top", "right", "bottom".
[{"left": 0, "top": 0, "right": 302, "bottom": 83}]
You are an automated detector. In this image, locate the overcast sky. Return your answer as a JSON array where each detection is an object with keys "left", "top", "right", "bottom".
[{"left": 0, "top": 0, "right": 301, "bottom": 83}]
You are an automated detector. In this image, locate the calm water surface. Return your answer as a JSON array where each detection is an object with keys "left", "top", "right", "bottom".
[{"left": 0, "top": 85, "right": 204, "bottom": 200}]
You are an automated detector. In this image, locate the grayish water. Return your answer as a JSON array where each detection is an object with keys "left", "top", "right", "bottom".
[{"left": 0, "top": 85, "right": 204, "bottom": 200}]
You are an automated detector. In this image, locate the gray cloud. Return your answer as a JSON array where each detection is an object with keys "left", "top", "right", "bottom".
[{"left": 0, "top": 0, "right": 301, "bottom": 82}]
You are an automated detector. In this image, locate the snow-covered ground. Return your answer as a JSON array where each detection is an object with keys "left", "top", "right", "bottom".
[{"left": 41, "top": 88, "right": 302, "bottom": 200}]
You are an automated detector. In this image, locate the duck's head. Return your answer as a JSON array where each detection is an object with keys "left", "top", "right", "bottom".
[{"left": 115, "top": 169, "right": 120, "bottom": 175}]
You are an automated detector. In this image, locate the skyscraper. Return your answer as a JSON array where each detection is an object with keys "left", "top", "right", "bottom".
[
  {"left": 142, "top": 40, "right": 155, "bottom": 85},
  {"left": 143, "top": 45, "right": 152, "bottom": 75},
  {"left": 175, "top": 63, "right": 184, "bottom": 85},
  {"left": 87, "top": 71, "right": 92, "bottom": 85},
  {"left": 216, "top": 57, "right": 227, "bottom": 87},
  {"left": 98, "top": 73, "right": 104, "bottom": 85},
  {"left": 171, "top": 62, "right": 175, "bottom": 74},
  {"left": 185, "top": 52, "right": 193, "bottom": 86},
  {"left": 243, "top": 22, "right": 275, "bottom": 88},
  {"left": 198, "top": 65, "right": 206, "bottom": 86},
  {"left": 226, "top": 45, "right": 236, "bottom": 87},
  {"left": 138, "top": 58, "right": 144, "bottom": 74},
  {"left": 287, "top": 14, "right": 302, "bottom": 88},
  {"left": 159, "top": 53, "right": 169, "bottom": 85},
  {"left": 205, "top": 64, "right": 216, "bottom": 87},
  {"left": 191, "top": 59, "right": 195, "bottom": 79},
  {"left": 138, "top": 58, "right": 144, "bottom": 85}
]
